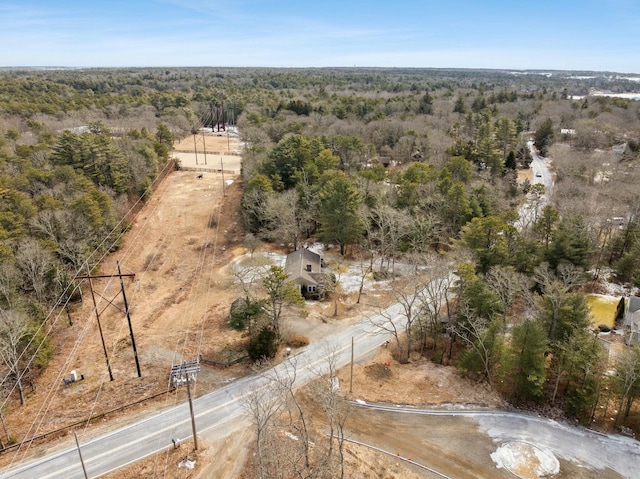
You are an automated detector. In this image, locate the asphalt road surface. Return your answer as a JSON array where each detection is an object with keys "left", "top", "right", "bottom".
[
  {"left": 2, "top": 262, "right": 637, "bottom": 478},
  {"left": 516, "top": 141, "right": 554, "bottom": 230},
  {"left": 0, "top": 303, "right": 405, "bottom": 479}
]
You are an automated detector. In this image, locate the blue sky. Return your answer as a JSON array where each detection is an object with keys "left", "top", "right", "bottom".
[{"left": 1, "top": 0, "right": 639, "bottom": 73}]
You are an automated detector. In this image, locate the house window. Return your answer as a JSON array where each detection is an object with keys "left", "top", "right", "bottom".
[
  {"left": 308, "top": 285, "right": 316, "bottom": 293},
  {"left": 306, "top": 264, "right": 312, "bottom": 272}
]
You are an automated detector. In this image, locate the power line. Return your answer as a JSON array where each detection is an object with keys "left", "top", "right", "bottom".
[
  {"left": 74, "top": 263, "right": 138, "bottom": 379},
  {"left": 1, "top": 160, "right": 176, "bottom": 466}
]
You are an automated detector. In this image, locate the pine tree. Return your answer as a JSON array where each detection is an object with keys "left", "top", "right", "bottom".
[{"left": 317, "top": 171, "right": 363, "bottom": 255}]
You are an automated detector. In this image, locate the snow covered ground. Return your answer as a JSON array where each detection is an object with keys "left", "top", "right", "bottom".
[
  {"left": 230, "top": 243, "right": 393, "bottom": 296},
  {"left": 491, "top": 441, "right": 559, "bottom": 479}
]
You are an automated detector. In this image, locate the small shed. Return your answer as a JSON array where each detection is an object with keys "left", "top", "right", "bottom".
[{"left": 284, "top": 249, "right": 324, "bottom": 298}]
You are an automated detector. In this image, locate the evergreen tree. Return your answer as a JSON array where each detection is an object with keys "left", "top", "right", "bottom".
[
  {"left": 534, "top": 118, "right": 554, "bottom": 156},
  {"left": 453, "top": 96, "right": 466, "bottom": 114},
  {"left": 316, "top": 171, "right": 363, "bottom": 255},
  {"left": 417, "top": 91, "right": 434, "bottom": 114},
  {"left": 500, "top": 320, "right": 547, "bottom": 402},
  {"left": 261, "top": 266, "right": 304, "bottom": 338},
  {"left": 545, "top": 216, "right": 591, "bottom": 272}
]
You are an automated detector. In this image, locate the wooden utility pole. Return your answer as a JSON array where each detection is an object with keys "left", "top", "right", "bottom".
[
  {"left": 349, "top": 336, "right": 354, "bottom": 394},
  {"left": 85, "top": 262, "right": 113, "bottom": 381},
  {"left": 202, "top": 130, "right": 208, "bottom": 165},
  {"left": 118, "top": 261, "right": 141, "bottom": 378},
  {"left": 171, "top": 359, "right": 201, "bottom": 451},
  {"left": 186, "top": 376, "right": 198, "bottom": 451},
  {"left": 221, "top": 157, "right": 226, "bottom": 197},
  {"left": 193, "top": 133, "right": 198, "bottom": 165},
  {"left": 75, "top": 263, "right": 137, "bottom": 380},
  {"left": 74, "top": 432, "right": 89, "bottom": 479}
]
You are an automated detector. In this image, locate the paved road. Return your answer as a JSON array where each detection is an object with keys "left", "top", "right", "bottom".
[
  {"left": 516, "top": 141, "right": 554, "bottom": 230},
  {"left": 0, "top": 304, "right": 405, "bottom": 479}
]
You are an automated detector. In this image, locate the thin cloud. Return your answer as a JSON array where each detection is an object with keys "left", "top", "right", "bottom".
[{"left": 1, "top": 0, "right": 639, "bottom": 71}]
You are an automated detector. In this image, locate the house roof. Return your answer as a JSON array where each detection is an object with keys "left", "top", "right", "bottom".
[{"left": 284, "top": 249, "right": 323, "bottom": 286}]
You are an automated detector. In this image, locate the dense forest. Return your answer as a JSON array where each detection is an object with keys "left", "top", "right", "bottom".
[{"left": 1, "top": 67, "right": 640, "bottom": 434}]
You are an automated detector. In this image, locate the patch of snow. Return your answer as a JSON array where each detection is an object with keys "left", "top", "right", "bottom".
[
  {"left": 588, "top": 293, "right": 621, "bottom": 303},
  {"left": 592, "top": 92, "right": 640, "bottom": 101},
  {"left": 477, "top": 414, "right": 640, "bottom": 478},
  {"left": 285, "top": 431, "right": 299, "bottom": 441},
  {"left": 305, "top": 242, "right": 325, "bottom": 255},
  {"left": 178, "top": 458, "right": 196, "bottom": 470},
  {"left": 330, "top": 376, "right": 340, "bottom": 391},
  {"left": 491, "top": 441, "right": 559, "bottom": 478}
]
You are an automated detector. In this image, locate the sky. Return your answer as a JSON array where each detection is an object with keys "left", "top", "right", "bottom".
[{"left": 1, "top": 0, "right": 640, "bottom": 73}]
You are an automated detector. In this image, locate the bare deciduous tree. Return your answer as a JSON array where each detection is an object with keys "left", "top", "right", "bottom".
[
  {"left": 15, "top": 238, "right": 56, "bottom": 302},
  {"left": 453, "top": 305, "right": 501, "bottom": 385},
  {"left": 485, "top": 265, "right": 532, "bottom": 324},
  {"left": 262, "top": 189, "right": 308, "bottom": 251},
  {"left": 369, "top": 204, "right": 412, "bottom": 274},
  {"left": 0, "top": 310, "right": 30, "bottom": 405},
  {"left": 370, "top": 266, "right": 429, "bottom": 363},
  {"left": 311, "top": 345, "right": 351, "bottom": 479},
  {"left": 244, "top": 351, "right": 351, "bottom": 479},
  {"left": 243, "top": 377, "right": 287, "bottom": 479},
  {"left": 416, "top": 254, "right": 454, "bottom": 360},
  {"left": 614, "top": 344, "right": 640, "bottom": 426},
  {"left": 0, "top": 264, "right": 19, "bottom": 310}
]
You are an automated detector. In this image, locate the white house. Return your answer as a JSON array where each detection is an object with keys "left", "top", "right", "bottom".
[{"left": 623, "top": 296, "right": 640, "bottom": 345}]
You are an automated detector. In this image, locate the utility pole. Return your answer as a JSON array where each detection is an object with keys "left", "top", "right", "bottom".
[
  {"left": 349, "top": 336, "right": 354, "bottom": 394},
  {"left": 186, "top": 376, "right": 198, "bottom": 451},
  {"left": 85, "top": 262, "right": 113, "bottom": 382},
  {"left": 211, "top": 103, "right": 216, "bottom": 132},
  {"left": 202, "top": 130, "right": 208, "bottom": 165},
  {"left": 75, "top": 263, "right": 137, "bottom": 380},
  {"left": 193, "top": 133, "right": 198, "bottom": 165},
  {"left": 171, "top": 359, "right": 201, "bottom": 451},
  {"left": 74, "top": 432, "right": 89, "bottom": 479},
  {"left": 221, "top": 157, "right": 226, "bottom": 197},
  {"left": 118, "top": 261, "right": 141, "bottom": 378}
]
